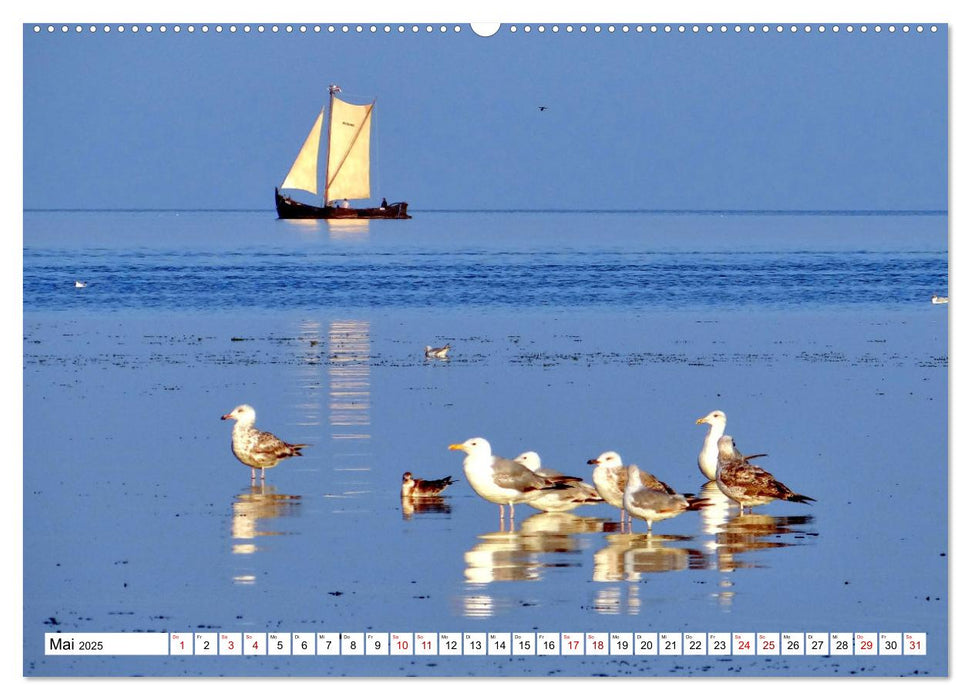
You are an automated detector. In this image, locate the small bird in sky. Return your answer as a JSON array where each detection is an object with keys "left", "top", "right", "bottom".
[{"left": 538, "top": 106, "right": 548, "bottom": 111}]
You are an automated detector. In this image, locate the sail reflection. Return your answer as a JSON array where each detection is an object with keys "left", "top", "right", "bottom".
[
  {"left": 295, "top": 319, "right": 324, "bottom": 429},
  {"left": 230, "top": 484, "right": 302, "bottom": 564},
  {"left": 328, "top": 320, "right": 371, "bottom": 440},
  {"left": 327, "top": 320, "right": 373, "bottom": 499}
]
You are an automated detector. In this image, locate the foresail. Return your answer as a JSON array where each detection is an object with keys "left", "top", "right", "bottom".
[
  {"left": 281, "top": 110, "right": 325, "bottom": 194},
  {"left": 326, "top": 97, "right": 373, "bottom": 201}
]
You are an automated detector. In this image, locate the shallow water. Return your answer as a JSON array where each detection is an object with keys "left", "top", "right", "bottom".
[{"left": 23, "top": 211, "right": 948, "bottom": 676}]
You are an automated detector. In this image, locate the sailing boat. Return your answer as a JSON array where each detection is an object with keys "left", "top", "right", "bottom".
[{"left": 275, "top": 85, "right": 411, "bottom": 219}]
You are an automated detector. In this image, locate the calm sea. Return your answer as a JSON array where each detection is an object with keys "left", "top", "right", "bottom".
[
  {"left": 23, "top": 210, "right": 946, "bottom": 313},
  {"left": 23, "top": 211, "right": 948, "bottom": 678}
]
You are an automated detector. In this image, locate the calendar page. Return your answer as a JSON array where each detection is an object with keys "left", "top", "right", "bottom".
[{"left": 21, "top": 2, "right": 949, "bottom": 682}]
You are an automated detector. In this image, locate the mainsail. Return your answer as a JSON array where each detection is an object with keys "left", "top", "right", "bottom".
[
  {"left": 325, "top": 97, "right": 373, "bottom": 202},
  {"left": 280, "top": 110, "right": 324, "bottom": 195}
]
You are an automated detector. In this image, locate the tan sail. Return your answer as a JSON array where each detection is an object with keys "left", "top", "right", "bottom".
[
  {"left": 325, "top": 96, "right": 373, "bottom": 201},
  {"left": 281, "top": 110, "right": 325, "bottom": 194}
]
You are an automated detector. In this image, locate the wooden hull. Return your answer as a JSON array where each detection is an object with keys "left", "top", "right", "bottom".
[{"left": 275, "top": 189, "right": 411, "bottom": 219}]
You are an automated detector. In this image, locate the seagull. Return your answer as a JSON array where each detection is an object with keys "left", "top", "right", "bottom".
[
  {"left": 401, "top": 471, "right": 457, "bottom": 498},
  {"left": 221, "top": 404, "right": 307, "bottom": 482},
  {"left": 931, "top": 295, "right": 949, "bottom": 304},
  {"left": 425, "top": 343, "right": 451, "bottom": 359},
  {"left": 449, "top": 437, "right": 579, "bottom": 519},
  {"left": 623, "top": 464, "right": 710, "bottom": 533},
  {"left": 538, "top": 106, "right": 548, "bottom": 111},
  {"left": 695, "top": 410, "right": 727, "bottom": 481},
  {"left": 696, "top": 410, "right": 767, "bottom": 480},
  {"left": 514, "top": 451, "right": 603, "bottom": 512},
  {"left": 74, "top": 281, "right": 87, "bottom": 288},
  {"left": 715, "top": 435, "right": 814, "bottom": 513},
  {"left": 587, "top": 451, "right": 637, "bottom": 526}
]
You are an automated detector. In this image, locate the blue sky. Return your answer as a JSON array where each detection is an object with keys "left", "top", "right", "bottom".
[{"left": 22, "top": 22, "right": 946, "bottom": 211}]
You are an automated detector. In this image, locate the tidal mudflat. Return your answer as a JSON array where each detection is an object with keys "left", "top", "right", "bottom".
[{"left": 23, "top": 305, "right": 947, "bottom": 677}]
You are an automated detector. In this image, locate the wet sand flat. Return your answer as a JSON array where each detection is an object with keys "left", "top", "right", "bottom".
[{"left": 23, "top": 306, "right": 947, "bottom": 676}]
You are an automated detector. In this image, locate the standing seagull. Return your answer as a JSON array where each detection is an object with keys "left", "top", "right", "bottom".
[
  {"left": 449, "top": 437, "right": 578, "bottom": 520},
  {"left": 696, "top": 410, "right": 766, "bottom": 481},
  {"left": 623, "top": 464, "right": 710, "bottom": 534},
  {"left": 515, "top": 451, "right": 603, "bottom": 512},
  {"left": 221, "top": 404, "right": 307, "bottom": 482},
  {"left": 715, "top": 435, "right": 814, "bottom": 513},
  {"left": 695, "top": 410, "right": 728, "bottom": 481},
  {"left": 425, "top": 343, "right": 451, "bottom": 359},
  {"left": 587, "top": 451, "right": 638, "bottom": 527}
]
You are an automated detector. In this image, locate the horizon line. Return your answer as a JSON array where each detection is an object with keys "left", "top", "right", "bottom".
[{"left": 23, "top": 207, "right": 947, "bottom": 216}]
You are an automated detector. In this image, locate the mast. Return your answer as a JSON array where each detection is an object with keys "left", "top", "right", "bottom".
[{"left": 324, "top": 84, "right": 338, "bottom": 205}]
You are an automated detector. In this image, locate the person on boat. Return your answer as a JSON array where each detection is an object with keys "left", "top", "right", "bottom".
[
  {"left": 341, "top": 198, "right": 350, "bottom": 208},
  {"left": 381, "top": 197, "right": 388, "bottom": 209}
]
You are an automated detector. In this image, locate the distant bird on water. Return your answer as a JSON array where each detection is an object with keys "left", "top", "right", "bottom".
[
  {"left": 932, "top": 295, "right": 949, "bottom": 304},
  {"left": 74, "top": 281, "right": 87, "bottom": 288},
  {"left": 401, "top": 471, "right": 457, "bottom": 498},
  {"left": 715, "top": 435, "right": 814, "bottom": 512},
  {"left": 425, "top": 343, "right": 451, "bottom": 359},
  {"left": 221, "top": 404, "right": 307, "bottom": 482}
]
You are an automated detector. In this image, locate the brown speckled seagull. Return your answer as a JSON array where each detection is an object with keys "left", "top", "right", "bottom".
[
  {"left": 401, "top": 472, "right": 457, "bottom": 498},
  {"left": 221, "top": 404, "right": 307, "bottom": 482},
  {"left": 715, "top": 435, "right": 814, "bottom": 513}
]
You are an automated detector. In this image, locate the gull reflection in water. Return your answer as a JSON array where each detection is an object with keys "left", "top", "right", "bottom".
[
  {"left": 230, "top": 484, "right": 301, "bottom": 583},
  {"left": 714, "top": 512, "right": 817, "bottom": 572},
  {"left": 593, "top": 533, "right": 707, "bottom": 583},
  {"left": 401, "top": 495, "right": 452, "bottom": 519},
  {"left": 711, "top": 511, "right": 817, "bottom": 609},
  {"left": 463, "top": 513, "right": 604, "bottom": 585}
]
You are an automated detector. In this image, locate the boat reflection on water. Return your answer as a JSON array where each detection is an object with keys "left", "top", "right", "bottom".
[
  {"left": 463, "top": 513, "right": 605, "bottom": 585},
  {"left": 400, "top": 495, "right": 452, "bottom": 519},
  {"left": 326, "top": 219, "right": 370, "bottom": 241},
  {"left": 230, "top": 484, "right": 302, "bottom": 583}
]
